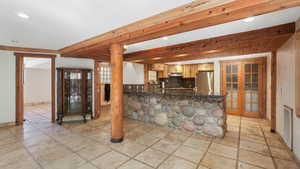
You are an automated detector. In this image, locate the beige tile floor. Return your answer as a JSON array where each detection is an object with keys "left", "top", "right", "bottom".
[{"left": 0, "top": 104, "right": 299, "bottom": 169}]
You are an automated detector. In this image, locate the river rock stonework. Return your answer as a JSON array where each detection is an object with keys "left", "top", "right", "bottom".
[{"left": 124, "top": 92, "right": 227, "bottom": 138}]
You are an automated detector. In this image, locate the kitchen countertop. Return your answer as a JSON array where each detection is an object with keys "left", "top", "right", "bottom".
[
  {"left": 162, "top": 88, "right": 195, "bottom": 90},
  {"left": 124, "top": 90, "right": 224, "bottom": 101}
]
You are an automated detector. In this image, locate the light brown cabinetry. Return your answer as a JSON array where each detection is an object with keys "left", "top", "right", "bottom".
[
  {"left": 198, "top": 63, "right": 214, "bottom": 71},
  {"left": 191, "top": 64, "right": 198, "bottom": 78},
  {"left": 152, "top": 64, "right": 164, "bottom": 71},
  {"left": 183, "top": 65, "right": 192, "bottom": 78},
  {"left": 158, "top": 64, "right": 169, "bottom": 78},
  {"left": 167, "top": 65, "right": 183, "bottom": 73},
  {"left": 157, "top": 63, "right": 214, "bottom": 79}
]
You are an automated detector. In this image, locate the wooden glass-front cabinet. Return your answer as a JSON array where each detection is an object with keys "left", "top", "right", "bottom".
[{"left": 57, "top": 68, "right": 93, "bottom": 124}]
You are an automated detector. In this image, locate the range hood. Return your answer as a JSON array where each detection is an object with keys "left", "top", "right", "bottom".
[{"left": 168, "top": 72, "right": 183, "bottom": 77}]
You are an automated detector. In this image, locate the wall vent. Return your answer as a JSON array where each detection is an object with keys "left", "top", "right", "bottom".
[{"left": 283, "top": 105, "right": 294, "bottom": 151}]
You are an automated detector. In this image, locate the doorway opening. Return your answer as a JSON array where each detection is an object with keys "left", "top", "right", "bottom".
[
  {"left": 95, "top": 62, "right": 112, "bottom": 122},
  {"left": 15, "top": 53, "right": 56, "bottom": 125}
]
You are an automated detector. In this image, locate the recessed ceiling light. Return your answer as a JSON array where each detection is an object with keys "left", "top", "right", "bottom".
[
  {"left": 11, "top": 40, "right": 19, "bottom": 44},
  {"left": 176, "top": 54, "right": 188, "bottom": 57},
  {"left": 132, "top": 60, "right": 143, "bottom": 63},
  {"left": 162, "top": 36, "right": 169, "bottom": 40},
  {"left": 17, "top": 12, "right": 29, "bottom": 19},
  {"left": 152, "top": 57, "right": 162, "bottom": 60},
  {"left": 243, "top": 17, "right": 255, "bottom": 22}
]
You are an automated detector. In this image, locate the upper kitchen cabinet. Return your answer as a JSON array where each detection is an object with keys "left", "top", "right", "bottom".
[
  {"left": 157, "top": 63, "right": 214, "bottom": 79},
  {"left": 157, "top": 64, "right": 169, "bottom": 78},
  {"left": 183, "top": 65, "right": 192, "bottom": 78},
  {"left": 151, "top": 64, "right": 165, "bottom": 71},
  {"left": 168, "top": 65, "right": 183, "bottom": 73},
  {"left": 198, "top": 63, "right": 214, "bottom": 71},
  {"left": 191, "top": 64, "right": 199, "bottom": 77}
]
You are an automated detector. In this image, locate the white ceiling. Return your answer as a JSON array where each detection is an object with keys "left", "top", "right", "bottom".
[
  {"left": 0, "top": 1, "right": 299, "bottom": 53},
  {"left": 167, "top": 53, "right": 271, "bottom": 65},
  {"left": 126, "top": 6, "right": 300, "bottom": 53},
  {"left": 0, "top": 0, "right": 188, "bottom": 49},
  {"left": 24, "top": 58, "right": 51, "bottom": 69}
]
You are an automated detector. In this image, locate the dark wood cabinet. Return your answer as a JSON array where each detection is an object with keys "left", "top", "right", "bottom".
[{"left": 57, "top": 68, "right": 93, "bottom": 124}]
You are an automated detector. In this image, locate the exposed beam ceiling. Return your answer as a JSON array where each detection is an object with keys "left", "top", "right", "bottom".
[
  {"left": 0, "top": 45, "right": 59, "bottom": 54},
  {"left": 59, "top": 0, "right": 300, "bottom": 58},
  {"left": 124, "top": 22, "right": 295, "bottom": 63}
]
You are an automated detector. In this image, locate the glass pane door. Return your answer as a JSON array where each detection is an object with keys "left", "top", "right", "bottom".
[
  {"left": 64, "top": 71, "right": 82, "bottom": 114},
  {"left": 243, "top": 63, "right": 260, "bottom": 117},
  {"left": 224, "top": 64, "right": 240, "bottom": 115},
  {"left": 87, "top": 71, "right": 93, "bottom": 113}
]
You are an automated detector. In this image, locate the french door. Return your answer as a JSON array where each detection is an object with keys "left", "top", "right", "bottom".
[{"left": 222, "top": 58, "right": 266, "bottom": 118}]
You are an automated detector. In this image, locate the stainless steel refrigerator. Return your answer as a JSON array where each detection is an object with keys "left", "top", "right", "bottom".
[{"left": 196, "top": 71, "right": 214, "bottom": 95}]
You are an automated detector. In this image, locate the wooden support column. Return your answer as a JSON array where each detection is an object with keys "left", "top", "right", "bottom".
[
  {"left": 94, "top": 62, "right": 101, "bottom": 119},
  {"left": 271, "top": 51, "right": 277, "bottom": 133},
  {"left": 296, "top": 19, "right": 300, "bottom": 118},
  {"left": 144, "top": 64, "right": 150, "bottom": 92},
  {"left": 16, "top": 55, "right": 24, "bottom": 125},
  {"left": 110, "top": 44, "right": 124, "bottom": 143}
]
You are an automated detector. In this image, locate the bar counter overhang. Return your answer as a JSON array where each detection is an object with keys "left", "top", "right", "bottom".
[{"left": 124, "top": 90, "right": 227, "bottom": 138}]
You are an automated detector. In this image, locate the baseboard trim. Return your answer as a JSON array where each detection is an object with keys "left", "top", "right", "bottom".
[
  {"left": 111, "top": 137, "right": 124, "bottom": 143},
  {"left": 25, "top": 101, "right": 51, "bottom": 106},
  {"left": 276, "top": 131, "right": 300, "bottom": 167},
  {"left": 0, "top": 122, "right": 16, "bottom": 128}
]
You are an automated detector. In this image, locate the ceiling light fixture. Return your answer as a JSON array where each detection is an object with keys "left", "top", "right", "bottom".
[
  {"left": 243, "top": 16, "right": 255, "bottom": 22},
  {"left": 176, "top": 54, "right": 188, "bottom": 57},
  {"left": 17, "top": 12, "right": 29, "bottom": 19},
  {"left": 152, "top": 57, "right": 162, "bottom": 60},
  {"left": 132, "top": 60, "right": 143, "bottom": 63},
  {"left": 162, "top": 36, "right": 169, "bottom": 40}
]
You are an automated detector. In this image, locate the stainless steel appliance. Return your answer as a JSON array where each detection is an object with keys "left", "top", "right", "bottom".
[{"left": 196, "top": 71, "right": 214, "bottom": 95}]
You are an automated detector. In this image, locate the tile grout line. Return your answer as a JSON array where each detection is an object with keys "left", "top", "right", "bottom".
[
  {"left": 7, "top": 126, "right": 46, "bottom": 169},
  {"left": 196, "top": 138, "right": 213, "bottom": 169},
  {"left": 235, "top": 116, "right": 242, "bottom": 169},
  {"left": 114, "top": 128, "right": 177, "bottom": 169},
  {"left": 260, "top": 119, "right": 278, "bottom": 169}
]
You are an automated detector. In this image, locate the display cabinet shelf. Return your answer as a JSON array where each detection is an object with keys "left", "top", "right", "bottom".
[{"left": 57, "top": 68, "right": 93, "bottom": 124}]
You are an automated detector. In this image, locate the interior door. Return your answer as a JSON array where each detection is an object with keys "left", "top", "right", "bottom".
[
  {"left": 242, "top": 62, "right": 266, "bottom": 118},
  {"left": 222, "top": 63, "right": 242, "bottom": 115},
  {"left": 222, "top": 58, "right": 266, "bottom": 118}
]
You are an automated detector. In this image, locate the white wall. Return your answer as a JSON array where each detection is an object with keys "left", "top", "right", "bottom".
[
  {"left": 123, "top": 62, "right": 144, "bottom": 84},
  {"left": 56, "top": 56, "right": 95, "bottom": 69},
  {"left": 0, "top": 51, "right": 16, "bottom": 124},
  {"left": 276, "top": 34, "right": 300, "bottom": 159},
  {"left": 24, "top": 68, "right": 51, "bottom": 104},
  {"left": 266, "top": 55, "right": 272, "bottom": 120}
]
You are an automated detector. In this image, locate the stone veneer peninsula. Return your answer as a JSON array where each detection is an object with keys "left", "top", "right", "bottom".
[{"left": 124, "top": 91, "right": 227, "bottom": 138}]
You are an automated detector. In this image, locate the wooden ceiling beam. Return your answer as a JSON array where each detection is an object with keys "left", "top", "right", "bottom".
[
  {"left": 141, "top": 47, "right": 273, "bottom": 64},
  {"left": 0, "top": 45, "right": 59, "bottom": 54},
  {"left": 140, "top": 34, "right": 291, "bottom": 64},
  {"left": 124, "top": 23, "right": 295, "bottom": 61},
  {"left": 59, "top": 0, "right": 300, "bottom": 58}
]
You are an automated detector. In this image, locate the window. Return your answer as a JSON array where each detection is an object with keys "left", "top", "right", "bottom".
[{"left": 100, "top": 65, "right": 111, "bottom": 83}]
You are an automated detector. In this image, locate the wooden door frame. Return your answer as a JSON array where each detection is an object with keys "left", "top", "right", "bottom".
[
  {"left": 15, "top": 53, "right": 56, "bottom": 125},
  {"left": 221, "top": 57, "right": 267, "bottom": 118},
  {"left": 94, "top": 61, "right": 101, "bottom": 119},
  {"left": 94, "top": 62, "right": 112, "bottom": 119},
  {"left": 270, "top": 52, "right": 277, "bottom": 132},
  {"left": 221, "top": 62, "right": 242, "bottom": 115}
]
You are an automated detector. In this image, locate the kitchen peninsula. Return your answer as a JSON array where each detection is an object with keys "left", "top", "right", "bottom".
[{"left": 124, "top": 89, "right": 226, "bottom": 138}]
